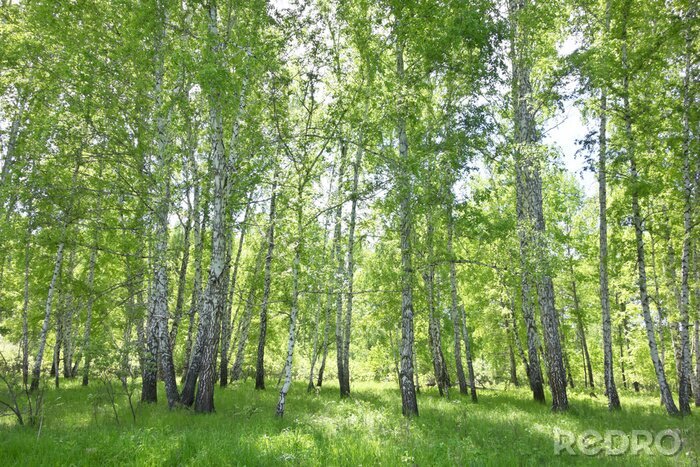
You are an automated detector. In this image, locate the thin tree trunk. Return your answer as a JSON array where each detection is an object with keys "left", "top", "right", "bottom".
[
  {"left": 220, "top": 196, "right": 251, "bottom": 387},
  {"left": 447, "top": 200, "right": 468, "bottom": 395},
  {"left": 676, "top": 18, "right": 694, "bottom": 415},
  {"left": 169, "top": 187, "right": 193, "bottom": 352},
  {"left": 21, "top": 206, "right": 32, "bottom": 386},
  {"left": 341, "top": 137, "right": 363, "bottom": 397},
  {"left": 231, "top": 242, "right": 265, "bottom": 381},
  {"left": 622, "top": 0, "right": 677, "bottom": 414},
  {"left": 255, "top": 171, "right": 278, "bottom": 390},
  {"left": 81, "top": 242, "right": 98, "bottom": 386},
  {"left": 460, "top": 305, "right": 477, "bottom": 402},
  {"left": 597, "top": 9, "right": 620, "bottom": 404},
  {"left": 276, "top": 198, "right": 303, "bottom": 417},
  {"left": 423, "top": 214, "right": 449, "bottom": 397},
  {"left": 396, "top": 30, "right": 418, "bottom": 417},
  {"left": 335, "top": 140, "right": 347, "bottom": 397}
]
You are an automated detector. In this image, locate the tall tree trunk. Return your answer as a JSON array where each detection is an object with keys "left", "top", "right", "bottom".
[
  {"left": 509, "top": 0, "right": 546, "bottom": 406},
  {"left": 255, "top": 172, "right": 278, "bottom": 390},
  {"left": 676, "top": 17, "right": 694, "bottom": 415},
  {"left": 81, "top": 242, "right": 98, "bottom": 386},
  {"left": 276, "top": 198, "right": 303, "bottom": 417},
  {"left": 694, "top": 246, "right": 700, "bottom": 407},
  {"left": 169, "top": 187, "right": 193, "bottom": 352},
  {"left": 62, "top": 249, "right": 76, "bottom": 379},
  {"left": 447, "top": 200, "right": 468, "bottom": 395},
  {"left": 423, "top": 214, "right": 449, "bottom": 397},
  {"left": 21, "top": 205, "right": 32, "bottom": 386},
  {"left": 396, "top": 30, "right": 418, "bottom": 417},
  {"left": 622, "top": 1, "right": 677, "bottom": 415},
  {"left": 231, "top": 241, "right": 265, "bottom": 381},
  {"left": 220, "top": 196, "right": 251, "bottom": 387},
  {"left": 460, "top": 305, "right": 478, "bottom": 402},
  {"left": 569, "top": 259, "right": 593, "bottom": 389},
  {"left": 597, "top": 9, "right": 620, "bottom": 404},
  {"left": 341, "top": 137, "right": 363, "bottom": 397},
  {"left": 334, "top": 140, "right": 347, "bottom": 397},
  {"left": 182, "top": 179, "right": 206, "bottom": 382},
  {"left": 143, "top": 2, "right": 179, "bottom": 407},
  {"left": 31, "top": 157, "right": 80, "bottom": 391},
  {"left": 509, "top": 0, "right": 569, "bottom": 411}
]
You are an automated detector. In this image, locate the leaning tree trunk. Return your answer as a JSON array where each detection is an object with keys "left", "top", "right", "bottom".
[
  {"left": 621, "top": 3, "right": 678, "bottom": 415},
  {"left": 396, "top": 31, "right": 418, "bottom": 417},
  {"left": 31, "top": 159, "right": 79, "bottom": 391},
  {"left": 255, "top": 171, "right": 278, "bottom": 390}
]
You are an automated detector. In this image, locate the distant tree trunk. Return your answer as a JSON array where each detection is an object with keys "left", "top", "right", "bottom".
[
  {"left": 81, "top": 242, "right": 98, "bottom": 386},
  {"left": 31, "top": 158, "right": 79, "bottom": 391},
  {"left": 648, "top": 216, "right": 667, "bottom": 367},
  {"left": 276, "top": 197, "right": 304, "bottom": 417},
  {"left": 341, "top": 138, "right": 363, "bottom": 397},
  {"left": 62, "top": 249, "right": 76, "bottom": 379},
  {"left": 597, "top": 23, "right": 620, "bottom": 406},
  {"left": 447, "top": 200, "right": 468, "bottom": 395},
  {"left": 335, "top": 140, "right": 347, "bottom": 398},
  {"left": 317, "top": 253, "right": 334, "bottom": 388},
  {"left": 169, "top": 186, "right": 193, "bottom": 352},
  {"left": 220, "top": 197, "right": 251, "bottom": 387},
  {"left": 396, "top": 29, "right": 418, "bottom": 417},
  {"left": 622, "top": 2, "right": 678, "bottom": 415},
  {"left": 308, "top": 187, "right": 334, "bottom": 391},
  {"left": 460, "top": 306, "right": 477, "bottom": 402},
  {"left": 423, "top": 214, "right": 449, "bottom": 397},
  {"left": 558, "top": 313, "right": 574, "bottom": 389},
  {"left": 31, "top": 240, "right": 66, "bottom": 391},
  {"left": 570, "top": 272, "right": 593, "bottom": 389},
  {"left": 255, "top": 172, "right": 278, "bottom": 390},
  {"left": 182, "top": 180, "right": 206, "bottom": 382},
  {"left": 231, "top": 242, "right": 264, "bottom": 381},
  {"left": 21, "top": 207, "right": 32, "bottom": 386},
  {"left": 508, "top": 341, "right": 519, "bottom": 387}
]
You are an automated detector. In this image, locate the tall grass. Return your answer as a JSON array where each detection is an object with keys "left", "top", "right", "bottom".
[{"left": 1, "top": 380, "right": 697, "bottom": 465}]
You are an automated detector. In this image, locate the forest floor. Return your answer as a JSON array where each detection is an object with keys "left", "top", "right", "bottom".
[{"left": 0, "top": 379, "right": 698, "bottom": 466}]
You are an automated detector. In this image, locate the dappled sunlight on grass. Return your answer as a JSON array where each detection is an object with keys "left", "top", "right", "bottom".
[{"left": 0, "top": 379, "right": 697, "bottom": 465}]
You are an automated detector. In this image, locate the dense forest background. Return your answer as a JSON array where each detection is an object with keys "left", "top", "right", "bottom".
[{"left": 0, "top": 0, "right": 698, "bottom": 426}]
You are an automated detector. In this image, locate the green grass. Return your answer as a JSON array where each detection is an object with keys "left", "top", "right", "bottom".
[{"left": 0, "top": 379, "right": 697, "bottom": 466}]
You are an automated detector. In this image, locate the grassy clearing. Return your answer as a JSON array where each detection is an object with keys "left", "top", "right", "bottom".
[{"left": 0, "top": 380, "right": 697, "bottom": 466}]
